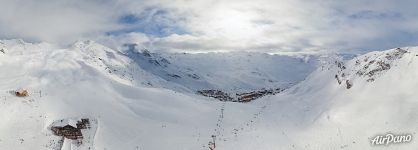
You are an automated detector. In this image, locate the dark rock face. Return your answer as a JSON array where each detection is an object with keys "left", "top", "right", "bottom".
[
  {"left": 167, "top": 74, "right": 181, "bottom": 79},
  {"left": 187, "top": 73, "right": 200, "bottom": 80},
  {"left": 334, "top": 48, "right": 409, "bottom": 89},
  {"left": 346, "top": 80, "right": 352, "bottom": 89},
  {"left": 335, "top": 74, "right": 342, "bottom": 84},
  {"left": 358, "top": 48, "right": 407, "bottom": 82}
]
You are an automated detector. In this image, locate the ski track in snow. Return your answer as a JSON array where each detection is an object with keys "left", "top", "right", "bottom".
[{"left": 204, "top": 96, "right": 273, "bottom": 149}]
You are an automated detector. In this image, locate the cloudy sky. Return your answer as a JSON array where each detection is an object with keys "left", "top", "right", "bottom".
[{"left": 1, "top": 0, "right": 418, "bottom": 53}]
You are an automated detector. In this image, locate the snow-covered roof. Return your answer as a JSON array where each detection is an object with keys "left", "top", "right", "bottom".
[{"left": 52, "top": 118, "right": 79, "bottom": 128}]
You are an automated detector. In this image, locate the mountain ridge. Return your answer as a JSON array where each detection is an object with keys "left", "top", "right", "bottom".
[{"left": 2, "top": 39, "right": 417, "bottom": 149}]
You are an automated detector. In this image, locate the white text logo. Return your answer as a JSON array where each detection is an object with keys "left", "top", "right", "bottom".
[{"left": 371, "top": 133, "right": 412, "bottom": 145}]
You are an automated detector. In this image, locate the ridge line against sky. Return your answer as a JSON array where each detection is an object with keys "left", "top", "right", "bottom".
[{"left": 0, "top": 0, "right": 418, "bottom": 53}]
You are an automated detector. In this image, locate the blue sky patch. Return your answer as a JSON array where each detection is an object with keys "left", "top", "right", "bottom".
[{"left": 112, "top": 8, "right": 188, "bottom": 37}]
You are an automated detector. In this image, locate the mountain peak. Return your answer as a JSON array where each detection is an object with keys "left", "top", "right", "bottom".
[{"left": 329, "top": 47, "right": 411, "bottom": 89}]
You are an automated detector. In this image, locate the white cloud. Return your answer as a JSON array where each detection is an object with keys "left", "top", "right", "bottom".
[
  {"left": 0, "top": 0, "right": 126, "bottom": 44},
  {"left": 96, "top": 32, "right": 151, "bottom": 50},
  {"left": 1, "top": 0, "right": 418, "bottom": 53},
  {"left": 128, "top": 0, "right": 418, "bottom": 53}
]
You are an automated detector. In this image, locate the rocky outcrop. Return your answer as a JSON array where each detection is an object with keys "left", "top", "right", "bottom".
[{"left": 334, "top": 48, "right": 409, "bottom": 89}]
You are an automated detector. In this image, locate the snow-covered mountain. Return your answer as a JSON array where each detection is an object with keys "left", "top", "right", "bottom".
[
  {"left": 0, "top": 39, "right": 318, "bottom": 149},
  {"left": 245, "top": 47, "right": 418, "bottom": 150},
  {"left": 118, "top": 42, "right": 319, "bottom": 101},
  {"left": 120, "top": 43, "right": 318, "bottom": 93},
  {"left": 0, "top": 39, "right": 319, "bottom": 95},
  {"left": 63, "top": 40, "right": 319, "bottom": 101},
  {"left": 1, "top": 39, "right": 417, "bottom": 150}
]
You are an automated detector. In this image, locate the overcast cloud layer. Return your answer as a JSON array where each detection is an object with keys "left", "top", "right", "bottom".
[{"left": 1, "top": 0, "right": 418, "bottom": 53}]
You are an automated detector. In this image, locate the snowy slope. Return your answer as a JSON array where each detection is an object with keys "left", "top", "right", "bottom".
[
  {"left": 0, "top": 39, "right": 269, "bottom": 150},
  {"left": 61, "top": 41, "right": 318, "bottom": 94},
  {"left": 2, "top": 39, "right": 417, "bottom": 150},
  {"left": 158, "top": 52, "right": 317, "bottom": 92},
  {"left": 0, "top": 39, "right": 317, "bottom": 150},
  {"left": 120, "top": 43, "right": 318, "bottom": 93},
  {"left": 216, "top": 47, "right": 418, "bottom": 150}
]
